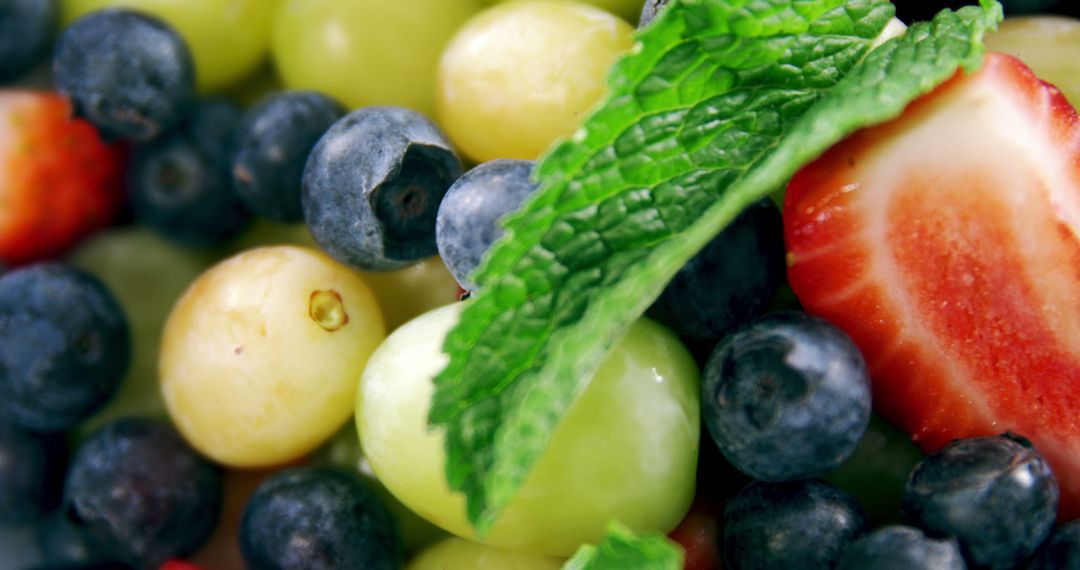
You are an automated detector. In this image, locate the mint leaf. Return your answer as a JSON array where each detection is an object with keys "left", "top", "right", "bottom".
[
  {"left": 563, "top": 522, "right": 683, "bottom": 570},
  {"left": 430, "top": 0, "right": 1002, "bottom": 533}
]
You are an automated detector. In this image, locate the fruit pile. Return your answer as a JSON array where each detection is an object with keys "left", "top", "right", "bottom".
[{"left": 2, "top": 0, "right": 1080, "bottom": 569}]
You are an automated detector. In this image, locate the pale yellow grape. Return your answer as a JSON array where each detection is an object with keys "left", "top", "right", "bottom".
[
  {"left": 407, "top": 537, "right": 564, "bottom": 570},
  {"left": 222, "top": 222, "right": 460, "bottom": 331},
  {"left": 436, "top": 1, "right": 634, "bottom": 162},
  {"left": 356, "top": 303, "right": 699, "bottom": 557},
  {"left": 60, "top": 0, "right": 279, "bottom": 92},
  {"left": 986, "top": 15, "right": 1080, "bottom": 109},
  {"left": 273, "top": 0, "right": 485, "bottom": 115},
  {"left": 490, "top": 0, "right": 643, "bottom": 24},
  {"left": 161, "top": 246, "right": 385, "bottom": 467}
]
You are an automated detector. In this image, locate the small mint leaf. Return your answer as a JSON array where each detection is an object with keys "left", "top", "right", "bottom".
[
  {"left": 430, "top": 0, "right": 1001, "bottom": 533},
  {"left": 563, "top": 522, "right": 683, "bottom": 570}
]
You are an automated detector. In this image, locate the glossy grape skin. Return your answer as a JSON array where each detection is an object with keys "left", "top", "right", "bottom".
[
  {"left": 273, "top": 0, "right": 485, "bottom": 115},
  {"left": 407, "top": 538, "right": 564, "bottom": 570},
  {"left": 985, "top": 15, "right": 1080, "bottom": 108},
  {"left": 356, "top": 303, "right": 699, "bottom": 557},
  {"left": 437, "top": 1, "right": 634, "bottom": 162},
  {"left": 160, "top": 245, "right": 386, "bottom": 467},
  {"left": 60, "top": 0, "right": 278, "bottom": 92}
]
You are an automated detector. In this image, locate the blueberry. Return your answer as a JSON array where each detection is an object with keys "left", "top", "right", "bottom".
[
  {"left": 0, "top": 423, "right": 66, "bottom": 525},
  {"left": 648, "top": 199, "right": 785, "bottom": 344},
  {"left": 63, "top": 418, "right": 222, "bottom": 568},
  {"left": 128, "top": 98, "right": 251, "bottom": 246},
  {"left": 240, "top": 466, "right": 402, "bottom": 570},
  {"left": 0, "top": 263, "right": 129, "bottom": 432},
  {"left": 701, "top": 312, "right": 871, "bottom": 482},
  {"left": 723, "top": 479, "right": 866, "bottom": 570},
  {"left": 0, "top": 0, "right": 56, "bottom": 83},
  {"left": 53, "top": 9, "right": 194, "bottom": 143},
  {"left": 638, "top": 0, "right": 671, "bottom": 27},
  {"left": 435, "top": 159, "right": 538, "bottom": 290},
  {"left": 36, "top": 509, "right": 123, "bottom": 569},
  {"left": 303, "top": 106, "right": 463, "bottom": 271},
  {"left": 231, "top": 91, "right": 346, "bottom": 223},
  {"left": 902, "top": 433, "right": 1058, "bottom": 569},
  {"left": 836, "top": 525, "right": 965, "bottom": 570},
  {"left": 1, "top": 522, "right": 46, "bottom": 569},
  {"left": 1029, "top": 520, "right": 1080, "bottom": 569}
]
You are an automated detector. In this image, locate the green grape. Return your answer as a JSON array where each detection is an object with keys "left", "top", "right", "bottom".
[
  {"left": 822, "top": 415, "right": 925, "bottom": 526},
  {"left": 356, "top": 303, "right": 699, "bottom": 557},
  {"left": 407, "top": 538, "right": 564, "bottom": 570},
  {"left": 68, "top": 227, "right": 217, "bottom": 439},
  {"left": 985, "top": 15, "right": 1080, "bottom": 109},
  {"left": 273, "top": 0, "right": 485, "bottom": 115},
  {"left": 436, "top": 1, "right": 634, "bottom": 162},
  {"left": 312, "top": 425, "right": 448, "bottom": 553},
  {"left": 60, "top": 0, "right": 279, "bottom": 92},
  {"left": 160, "top": 246, "right": 386, "bottom": 467}
]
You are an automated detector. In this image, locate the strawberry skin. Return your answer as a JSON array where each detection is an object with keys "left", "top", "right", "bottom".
[
  {"left": 0, "top": 91, "right": 125, "bottom": 266},
  {"left": 784, "top": 53, "right": 1080, "bottom": 519}
]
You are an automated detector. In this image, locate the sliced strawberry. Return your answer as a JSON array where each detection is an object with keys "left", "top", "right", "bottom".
[
  {"left": 0, "top": 91, "right": 125, "bottom": 266},
  {"left": 784, "top": 53, "right": 1080, "bottom": 519}
]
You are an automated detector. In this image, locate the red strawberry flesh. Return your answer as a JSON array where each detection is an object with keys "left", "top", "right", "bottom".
[
  {"left": 784, "top": 53, "right": 1080, "bottom": 519},
  {"left": 0, "top": 91, "right": 124, "bottom": 265}
]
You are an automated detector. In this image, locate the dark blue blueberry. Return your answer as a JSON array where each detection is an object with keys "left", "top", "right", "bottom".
[
  {"left": 648, "top": 199, "right": 785, "bottom": 344},
  {"left": 638, "top": 0, "right": 671, "bottom": 27},
  {"left": 723, "top": 479, "right": 866, "bottom": 570},
  {"left": 36, "top": 509, "right": 124, "bottom": 569},
  {"left": 0, "top": 263, "right": 129, "bottom": 432},
  {"left": 240, "top": 466, "right": 402, "bottom": 570},
  {"left": 435, "top": 159, "right": 538, "bottom": 290},
  {"left": 1029, "top": 520, "right": 1080, "bottom": 569},
  {"left": 902, "top": 433, "right": 1058, "bottom": 569},
  {"left": 128, "top": 98, "right": 251, "bottom": 246},
  {"left": 836, "top": 525, "right": 965, "bottom": 570},
  {"left": 63, "top": 418, "right": 222, "bottom": 568},
  {"left": 0, "top": 0, "right": 56, "bottom": 83},
  {"left": 701, "top": 312, "right": 871, "bottom": 482},
  {"left": 0, "top": 423, "right": 66, "bottom": 525},
  {"left": 1, "top": 522, "right": 46, "bottom": 568},
  {"left": 303, "top": 106, "right": 463, "bottom": 271},
  {"left": 53, "top": 8, "right": 193, "bottom": 143},
  {"left": 231, "top": 91, "right": 346, "bottom": 223}
]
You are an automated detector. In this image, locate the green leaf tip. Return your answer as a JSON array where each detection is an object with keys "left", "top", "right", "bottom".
[
  {"left": 563, "top": 522, "right": 684, "bottom": 570},
  {"left": 429, "top": 0, "right": 1002, "bottom": 535}
]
